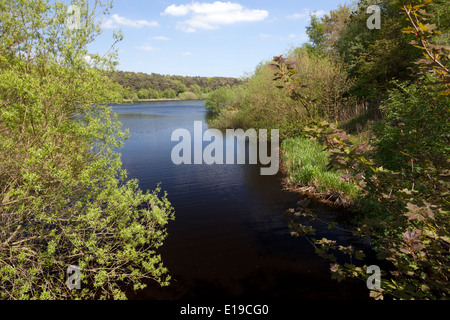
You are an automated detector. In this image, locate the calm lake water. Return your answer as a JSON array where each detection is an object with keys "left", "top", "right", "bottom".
[{"left": 111, "top": 100, "right": 368, "bottom": 300}]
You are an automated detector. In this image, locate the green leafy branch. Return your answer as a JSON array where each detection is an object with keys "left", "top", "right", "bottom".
[
  {"left": 269, "top": 55, "right": 315, "bottom": 120},
  {"left": 401, "top": 0, "right": 450, "bottom": 94},
  {"left": 276, "top": 0, "right": 449, "bottom": 300}
]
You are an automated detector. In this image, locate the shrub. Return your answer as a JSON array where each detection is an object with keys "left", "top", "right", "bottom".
[
  {"left": 161, "top": 88, "right": 176, "bottom": 99},
  {"left": 208, "top": 47, "right": 354, "bottom": 137},
  {"left": 0, "top": 0, "right": 174, "bottom": 300},
  {"left": 207, "top": 63, "right": 303, "bottom": 138},
  {"left": 289, "top": 47, "right": 354, "bottom": 120},
  {"left": 374, "top": 79, "right": 450, "bottom": 172},
  {"left": 178, "top": 91, "right": 198, "bottom": 100},
  {"left": 205, "top": 85, "right": 240, "bottom": 112}
]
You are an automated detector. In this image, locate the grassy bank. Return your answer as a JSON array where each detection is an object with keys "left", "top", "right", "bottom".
[{"left": 281, "top": 137, "right": 360, "bottom": 205}]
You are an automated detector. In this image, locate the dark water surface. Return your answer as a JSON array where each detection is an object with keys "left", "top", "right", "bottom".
[{"left": 112, "top": 100, "right": 368, "bottom": 301}]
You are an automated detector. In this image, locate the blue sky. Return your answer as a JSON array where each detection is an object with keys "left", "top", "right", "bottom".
[{"left": 90, "top": 0, "right": 347, "bottom": 78}]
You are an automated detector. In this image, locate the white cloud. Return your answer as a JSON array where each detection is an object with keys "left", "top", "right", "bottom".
[
  {"left": 136, "top": 45, "right": 157, "bottom": 51},
  {"left": 102, "top": 14, "right": 159, "bottom": 29},
  {"left": 182, "top": 51, "right": 192, "bottom": 56},
  {"left": 287, "top": 9, "right": 326, "bottom": 20},
  {"left": 162, "top": 1, "right": 269, "bottom": 33},
  {"left": 288, "top": 13, "right": 308, "bottom": 20},
  {"left": 163, "top": 4, "right": 191, "bottom": 17},
  {"left": 151, "top": 35, "right": 171, "bottom": 41},
  {"left": 259, "top": 33, "right": 271, "bottom": 39}
]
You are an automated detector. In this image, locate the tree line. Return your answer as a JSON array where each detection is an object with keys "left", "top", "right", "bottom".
[{"left": 107, "top": 70, "right": 243, "bottom": 100}]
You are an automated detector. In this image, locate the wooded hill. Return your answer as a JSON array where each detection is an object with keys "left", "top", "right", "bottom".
[{"left": 107, "top": 70, "right": 243, "bottom": 100}]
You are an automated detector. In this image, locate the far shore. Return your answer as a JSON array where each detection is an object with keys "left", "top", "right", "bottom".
[{"left": 121, "top": 98, "right": 206, "bottom": 103}]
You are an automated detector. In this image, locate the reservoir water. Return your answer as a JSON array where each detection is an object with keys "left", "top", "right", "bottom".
[{"left": 111, "top": 100, "right": 368, "bottom": 300}]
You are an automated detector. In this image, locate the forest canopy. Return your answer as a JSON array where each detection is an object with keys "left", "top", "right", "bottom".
[{"left": 107, "top": 70, "right": 243, "bottom": 100}]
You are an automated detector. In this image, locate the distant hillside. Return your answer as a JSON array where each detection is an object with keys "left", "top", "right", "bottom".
[{"left": 107, "top": 70, "right": 244, "bottom": 100}]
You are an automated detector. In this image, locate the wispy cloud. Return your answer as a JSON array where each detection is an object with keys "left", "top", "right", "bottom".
[
  {"left": 102, "top": 14, "right": 159, "bottom": 29},
  {"left": 162, "top": 1, "right": 269, "bottom": 33},
  {"left": 259, "top": 33, "right": 271, "bottom": 40},
  {"left": 182, "top": 51, "right": 192, "bottom": 56},
  {"left": 287, "top": 9, "right": 327, "bottom": 20},
  {"left": 136, "top": 45, "right": 158, "bottom": 52},
  {"left": 151, "top": 36, "right": 171, "bottom": 41},
  {"left": 286, "top": 33, "right": 309, "bottom": 42}
]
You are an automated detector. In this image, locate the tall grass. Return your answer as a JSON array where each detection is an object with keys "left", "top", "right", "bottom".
[{"left": 281, "top": 137, "right": 359, "bottom": 201}]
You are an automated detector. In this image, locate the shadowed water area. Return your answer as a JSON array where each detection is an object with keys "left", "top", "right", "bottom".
[{"left": 111, "top": 100, "right": 369, "bottom": 300}]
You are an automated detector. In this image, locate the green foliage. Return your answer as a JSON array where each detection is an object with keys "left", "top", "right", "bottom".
[
  {"left": 108, "top": 70, "right": 242, "bottom": 101},
  {"left": 189, "top": 84, "right": 207, "bottom": 99},
  {"left": 148, "top": 88, "right": 161, "bottom": 99},
  {"left": 306, "top": 4, "right": 352, "bottom": 53},
  {"left": 400, "top": 0, "right": 450, "bottom": 94},
  {"left": 205, "top": 85, "right": 241, "bottom": 113},
  {"left": 0, "top": 0, "right": 174, "bottom": 299},
  {"left": 284, "top": 110, "right": 449, "bottom": 299},
  {"left": 209, "top": 64, "right": 308, "bottom": 139},
  {"left": 432, "top": 0, "right": 450, "bottom": 45},
  {"left": 336, "top": 0, "right": 422, "bottom": 100},
  {"left": 177, "top": 91, "right": 198, "bottom": 100},
  {"left": 374, "top": 79, "right": 450, "bottom": 172},
  {"left": 174, "top": 80, "right": 187, "bottom": 96},
  {"left": 278, "top": 0, "right": 450, "bottom": 300},
  {"left": 288, "top": 48, "right": 354, "bottom": 120},
  {"left": 161, "top": 88, "right": 176, "bottom": 99},
  {"left": 306, "top": 15, "right": 326, "bottom": 53},
  {"left": 137, "top": 88, "right": 149, "bottom": 99},
  {"left": 208, "top": 48, "right": 354, "bottom": 139}
]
